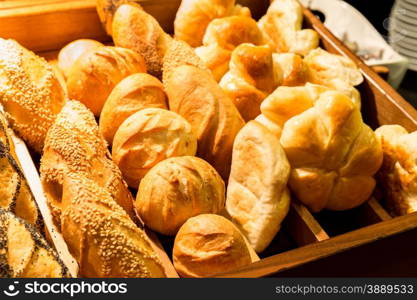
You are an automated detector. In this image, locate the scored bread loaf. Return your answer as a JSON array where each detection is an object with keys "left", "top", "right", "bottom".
[
  {"left": 40, "top": 100, "right": 135, "bottom": 227},
  {"left": 67, "top": 45, "right": 147, "bottom": 116},
  {"left": 0, "top": 38, "right": 66, "bottom": 153},
  {"left": 164, "top": 65, "right": 245, "bottom": 180},
  {"left": 0, "top": 208, "right": 69, "bottom": 278},
  {"left": 226, "top": 120, "right": 291, "bottom": 253}
]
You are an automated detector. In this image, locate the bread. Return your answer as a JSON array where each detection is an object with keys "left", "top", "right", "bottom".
[
  {"left": 165, "top": 65, "right": 245, "bottom": 180},
  {"left": 220, "top": 43, "right": 276, "bottom": 121},
  {"left": 0, "top": 38, "right": 66, "bottom": 153},
  {"left": 195, "top": 16, "right": 265, "bottom": 81},
  {"left": 96, "top": 0, "right": 142, "bottom": 35},
  {"left": 67, "top": 46, "right": 147, "bottom": 116},
  {"left": 136, "top": 156, "right": 225, "bottom": 236},
  {"left": 375, "top": 125, "right": 417, "bottom": 216},
  {"left": 112, "top": 108, "right": 197, "bottom": 188},
  {"left": 272, "top": 53, "right": 306, "bottom": 86},
  {"left": 0, "top": 208, "right": 69, "bottom": 278},
  {"left": 99, "top": 73, "right": 168, "bottom": 145},
  {"left": 112, "top": 3, "right": 172, "bottom": 78},
  {"left": 59, "top": 174, "right": 166, "bottom": 277},
  {"left": 57, "top": 39, "right": 104, "bottom": 79},
  {"left": 0, "top": 111, "right": 43, "bottom": 231},
  {"left": 258, "top": 0, "right": 319, "bottom": 56},
  {"left": 226, "top": 120, "right": 290, "bottom": 252},
  {"left": 40, "top": 100, "right": 135, "bottom": 227},
  {"left": 174, "top": 0, "right": 251, "bottom": 47},
  {"left": 280, "top": 91, "right": 382, "bottom": 212},
  {"left": 304, "top": 48, "right": 364, "bottom": 93},
  {"left": 173, "top": 214, "right": 252, "bottom": 277}
]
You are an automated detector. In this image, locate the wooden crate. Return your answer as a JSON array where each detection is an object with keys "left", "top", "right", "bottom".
[{"left": 1, "top": 0, "right": 417, "bottom": 278}]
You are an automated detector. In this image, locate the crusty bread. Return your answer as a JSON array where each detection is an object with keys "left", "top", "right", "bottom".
[
  {"left": 40, "top": 100, "right": 135, "bottom": 227},
  {"left": 0, "top": 208, "right": 69, "bottom": 278},
  {"left": 173, "top": 214, "right": 252, "bottom": 278},
  {"left": 226, "top": 120, "right": 290, "bottom": 252},
  {"left": 112, "top": 108, "right": 197, "bottom": 188},
  {"left": 0, "top": 38, "right": 66, "bottom": 153},
  {"left": 375, "top": 125, "right": 417, "bottom": 215},
  {"left": 258, "top": 0, "right": 319, "bottom": 56},
  {"left": 220, "top": 43, "right": 276, "bottom": 121},
  {"left": 164, "top": 65, "right": 245, "bottom": 180},
  {"left": 99, "top": 73, "right": 168, "bottom": 145},
  {"left": 57, "top": 39, "right": 104, "bottom": 79},
  {"left": 280, "top": 91, "right": 382, "bottom": 212},
  {"left": 195, "top": 16, "right": 265, "bottom": 81},
  {"left": 67, "top": 45, "right": 147, "bottom": 116},
  {"left": 137, "top": 156, "right": 225, "bottom": 236},
  {"left": 112, "top": 3, "right": 172, "bottom": 78}
]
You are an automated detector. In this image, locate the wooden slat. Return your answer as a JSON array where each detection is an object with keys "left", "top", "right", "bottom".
[{"left": 357, "top": 197, "right": 392, "bottom": 226}]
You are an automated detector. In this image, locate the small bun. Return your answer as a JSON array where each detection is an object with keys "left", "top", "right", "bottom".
[
  {"left": 99, "top": 73, "right": 168, "bottom": 145},
  {"left": 136, "top": 157, "right": 225, "bottom": 236},
  {"left": 112, "top": 109, "right": 197, "bottom": 188},
  {"left": 58, "top": 39, "right": 104, "bottom": 79},
  {"left": 67, "top": 46, "right": 147, "bottom": 116},
  {"left": 173, "top": 214, "right": 252, "bottom": 277}
]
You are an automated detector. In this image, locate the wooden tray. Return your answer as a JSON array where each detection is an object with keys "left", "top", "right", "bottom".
[{"left": 1, "top": 0, "right": 417, "bottom": 278}]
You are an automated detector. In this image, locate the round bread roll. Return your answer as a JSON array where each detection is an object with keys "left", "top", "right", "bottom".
[
  {"left": 57, "top": 39, "right": 104, "bottom": 79},
  {"left": 99, "top": 73, "right": 168, "bottom": 144},
  {"left": 136, "top": 157, "right": 225, "bottom": 236},
  {"left": 173, "top": 214, "right": 252, "bottom": 278},
  {"left": 112, "top": 109, "right": 197, "bottom": 188},
  {"left": 67, "top": 46, "right": 147, "bottom": 116}
]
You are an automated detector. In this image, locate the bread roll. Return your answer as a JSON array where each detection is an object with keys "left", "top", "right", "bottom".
[
  {"left": 40, "top": 100, "right": 135, "bottom": 227},
  {"left": 112, "top": 108, "right": 197, "bottom": 188},
  {"left": 304, "top": 48, "right": 363, "bottom": 94},
  {"left": 173, "top": 214, "right": 252, "bottom": 277},
  {"left": 0, "top": 112, "right": 42, "bottom": 231},
  {"left": 220, "top": 43, "right": 276, "bottom": 121},
  {"left": 112, "top": 3, "right": 172, "bottom": 78},
  {"left": 195, "top": 16, "right": 265, "bottom": 81},
  {"left": 226, "top": 120, "right": 290, "bottom": 252},
  {"left": 0, "top": 38, "right": 66, "bottom": 153},
  {"left": 57, "top": 39, "right": 104, "bottom": 79},
  {"left": 99, "top": 73, "right": 168, "bottom": 145},
  {"left": 272, "top": 53, "right": 306, "bottom": 86},
  {"left": 67, "top": 46, "right": 146, "bottom": 116},
  {"left": 375, "top": 125, "right": 417, "bottom": 215},
  {"left": 280, "top": 91, "right": 383, "bottom": 212},
  {"left": 0, "top": 209, "right": 69, "bottom": 278},
  {"left": 165, "top": 65, "right": 245, "bottom": 180},
  {"left": 258, "top": 0, "right": 319, "bottom": 56}
]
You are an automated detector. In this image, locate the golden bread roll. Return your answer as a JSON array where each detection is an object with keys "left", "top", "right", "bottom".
[
  {"left": 280, "top": 91, "right": 383, "bottom": 212},
  {"left": 195, "top": 16, "right": 265, "bottom": 81},
  {"left": 67, "top": 46, "right": 146, "bottom": 116},
  {"left": 272, "top": 53, "right": 306, "bottom": 86},
  {"left": 220, "top": 43, "right": 276, "bottom": 121},
  {"left": 0, "top": 112, "right": 42, "bottom": 231},
  {"left": 174, "top": 0, "right": 251, "bottom": 47},
  {"left": 258, "top": 0, "right": 319, "bottom": 56},
  {"left": 112, "top": 108, "right": 198, "bottom": 188},
  {"left": 136, "top": 156, "right": 225, "bottom": 235},
  {"left": 0, "top": 208, "right": 69, "bottom": 278},
  {"left": 375, "top": 125, "right": 417, "bottom": 216},
  {"left": 226, "top": 120, "right": 290, "bottom": 252},
  {"left": 165, "top": 65, "right": 245, "bottom": 180},
  {"left": 304, "top": 48, "right": 364, "bottom": 93},
  {"left": 255, "top": 114, "right": 282, "bottom": 137},
  {"left": 112, "top": 3, "right": 172, "bottom": 78},
  {"left": 99, "top": 73, "right": 168, "bottom": 145},
  {"left": 0, "top": 38, "right": 66, "bottom": 153},
  {"left": 173, "top": 214, "right": 252, "bottom": 277},
  {"left": 59, "top": 175, "right": 166, "bottom": 277},
  {"left": 57, "top": 39, "right": 104, "bottom": 79},
  {"left": 40, "top": 100, "right": 135, "bottom": 227}
]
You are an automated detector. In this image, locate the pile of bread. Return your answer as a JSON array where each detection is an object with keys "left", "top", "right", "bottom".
[{"left": 0, "top": 0, "right": 415, "bottom": 278}]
